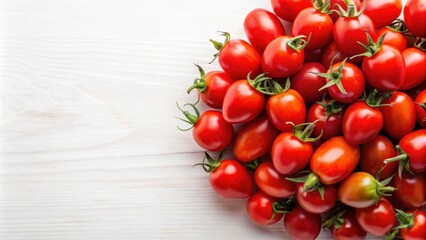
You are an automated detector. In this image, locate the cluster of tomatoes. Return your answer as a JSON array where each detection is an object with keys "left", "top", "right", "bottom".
[{"left": 177, "top": 0, "right": 426, "bottom": 239}]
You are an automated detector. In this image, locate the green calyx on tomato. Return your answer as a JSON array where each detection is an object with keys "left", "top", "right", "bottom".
[
  {"left": 333, "top": 0, "right": 365, "bottom": 18},
  {"left": 286, "top": 120, "right": 324, "bottom": 143},
  {"left": 187, "top": 64, "right": 207, "bottom": 94},
  {"left": 209, "top": 31, "right": 231, "bottom": 63},
  {"left": 317, "top": 97, "right": 343, "bottom": 119},
  {"left": 287, "top": 172, "right": 326, "bottom": 200},
  {"left": 363, "top": 89, "right": 392, "bottom": 108},
  {"left": 414, "top": 37, "right": 426, "bottom": 52},
  {"left": 322, "top": 208, "right": 346, "bottom": 230},
  {"left": 193, "top": 151, "right": 225, "bottom": 172},
  {"left": 384, "top": 145, "right": 413, "bottom": 177},
  {"left": 268, "top": 198, "right": 295, "bottom": 224},
  {"left": 385, "top": 209, "right": 415, "bottom": 240},
  {"left": 317, "top": 57, "right": 348, "bottom": 94},
  {"left": 286, "top": 35, "right": 311, "bottom": 51},
  {"left": 176, "top": 100, "right": 200, "bottom": 131},
  {"left": 247, "top": 73, "right": 289, "bottom": 95},
  {"left": 386, "top": 19, "right": 408, "bottom": 34},
  {"left": 244, "top": 158, "right": 261, "bottom": 172},
  {"left": 312, "top": 0, "right": 331, "bottom": 14},
  {"left": 352, "top": 31, "right": 387, "bottom": 58}
]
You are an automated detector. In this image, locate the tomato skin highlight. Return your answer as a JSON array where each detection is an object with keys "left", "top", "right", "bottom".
[
  {"left": 295, "top": 183, "right": 337, "bottom": 214},
  {"left": 192, "top": 110, "right": 234, "bottom": 151},
  {"left": 310, "top": 136, "right": 360, "bottom": 185},
  {"left": 209, "top": 159, "right": 253, "bottom": 198},
  {"left": 254, "top": 161, "right": 296, "bottom": 198},
  {"left": 247, "top": 191, "right": 283, "bottom": 225},
  {"left": 415, "top": 90, "right": 426, "bottom": 128},
  {"left": 338, "top": 172, "right": 380, "bottom": 209},
  {"left": 377, "top": 28, "right": 407, "bottom": 52},
  {"left": 355, "top": 198, "right": 396, "bottom": 237},
  {"left": 392, "top": 171, "right": 426, "bottom": 209},
  {"left": 222, "top": 80, "right": 265, "bottom": 124},
  {"left": 233, "top": 116, "right": 279, "bottom": 162},
  {"left": 199, "top": 71, "right": 234, "bottom": 109},
  {"left": 398, "top": 129, "right": 426, "bottom": 174},
  {"left": 284, "top": 204, "right": 322, "bottom": 240},
  {"left": 244, "top": 8, "right": 286, "bottom": 54},
  {"left": 400, "top": 47, "right": 426, "bottom": 90},
  {"left": 360, "top": 135, "right": 397, "bottom": 180},
  {"left": 331, "top": 211, "right": 367, "bottom": 240},
  {"left": 363, "top": 0, "right": 403, "bottom": 29},
  {"left": 270, "top": 0, "right": 312, "bottom": 22},
  {"left": 404, "top": 0, "right": 426, "bottom": 38},
  {"left": 291, "top": 62, "right": 327, "bottom": 103},
  {"left": 342, "top": 101, "right": 383, "bottom": 145},
  {"left": 399, "top": 210, "right": 426, "bottom": 240}
]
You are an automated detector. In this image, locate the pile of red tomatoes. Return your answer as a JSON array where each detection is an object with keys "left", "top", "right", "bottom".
[{"left": 177, "top": 0, "right": 426, "bottom": 239}]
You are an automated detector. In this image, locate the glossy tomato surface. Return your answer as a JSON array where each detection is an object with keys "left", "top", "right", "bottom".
[
  {"left": 355, "top": 198, "right": 396, "bottom": 236},
  {"left": 254, "top": 161, "right": 296, "bottom": 198},
  {"left": 247, "top": 191, "right": 283, "bottom": 225},
  {"left": 364, "top": 0, "right": 402, "bottom": 29},
  {"left": 290, "top": 62, "right": 327, "bottom": 103},
  {"left": 360, "top": 135, "right": 397, "bottom": 180},
  {"left": 392, "top": 171, "right": 426, "bottom": 209},
  {"left": 271, "top": 0, "right": 312, "bottom": 22},
  {"left": 404, "top": 0, "right": 426, "bottom": 37},
  {"left": 284, "top": 205, "right": 322, "bottom": 240}
]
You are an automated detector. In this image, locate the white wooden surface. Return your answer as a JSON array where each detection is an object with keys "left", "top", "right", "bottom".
[{"left": 0, "top": 0, "right": 396, "bottom": 239}]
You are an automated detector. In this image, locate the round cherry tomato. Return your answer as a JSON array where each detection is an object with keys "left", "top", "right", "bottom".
[
  {"left": 404, "top": 0, "right": 426, "bottom": 37},
  {"left": 415, "top": 90, "right": 426, "bottom": 128},
  {"left": 377, "top": 27, "right": 407, "bottom": 52},
  {"left": 222, "top": 79, "right": 264, "bottom": 124},
  {"left": 254, "top": 161, "right": 296, "bottom": 198},
  {"left": 233, "top": 116, "right": 279, "bottom": 162},
  {"left": 362, "top": 44, "right": 406, "bottom": 91},
  {"left": 284, "top": 204, "right": 322, "bottom": 240},
  {"left": 355, "top": 198, "right": 396, "bottom": 236},
  {"left": 321, "top": 61, "right": 365, "bottom": 104},
  {"left": 307, "top": 100, "right": 343, "bottom": 140},
  {"left": 338, "top": 172, "right": 394, "bottom": 208},
  {"left": 330, "top": 211, "right": 367, "bottom": 240},
  {"left": 266, "top": 88, "right": 306, "bottom": 132},
  {"left": 333, "top": 10, "right": 376, "bottom": 58},
  {"left": 295, "top": 183, "right": 337, "bottom": 214},
  {"left": 244, "top": 8, "right": 286, "bottom": 54},
  {"left": 380, "top": 91, "right": 416, "bottom": 140},
  {"left": 291, "top": 62, "right": 327, "bottom": 103},
  {"left": 187, "top": 65, "right": 234, "bottom": 109},
  {"left": 329, "top": 0, "right": 362, "bottom": 22},
  {"left": 212, "top": 32, "right": 261, "bottom": 80},
  {"left": 342, "top": 101, "right": 383, "bottom": 145},
  {"left": 247, "top": 191, "right": 283, "bottom": 225},
  {"left": 360, "top": 135, "right": 397, "bottom": 180},
  {"left": 363, "top": 0, "right": 402, "bottom": 29},
  {"left": 262, "top": 35, "right": 307, "bottom": 78},
  {"left": 399, "top": 210, "right": 426, "bottom": 240},
  {"left": 310, "top": 136, "right": 360, "bottom": 185},
  {"left": 392, "top": 171, "right": 426, "bottom": 209},
  {"left": 271, "top": 0, "right": 312, "bottom": 22},
  {"left": 292, "top": 7, "right": 334, "bottom": 50},
  {"left": 400, "top": 47, "right": 426, "bottom": 90},
  {"left": 320, "top": 42, "right": 349, "bottom": 67}
]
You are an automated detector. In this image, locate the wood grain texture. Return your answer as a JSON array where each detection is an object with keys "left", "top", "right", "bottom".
[{"left": 0, "top": 0, "right": 398, "bottom": 239}]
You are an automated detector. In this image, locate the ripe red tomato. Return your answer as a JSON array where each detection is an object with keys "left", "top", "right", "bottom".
[
  {"left": 404, "top": 0, "right": 426, "bottom": 37},
  {"left": 310, "top": 136, "right": 360, "bottom": 185},
  {"left": 290, "top": 62, "right": 327, "bottom": 103},
  {"left": 284, "top": 204, "right": 322, "bottom": 240},
  {"left": 362, "top": 44, "right": 406, "bottom": 91},
  {"left": 376, "top": 27, "right": 407, "bottom": 52},
  {"left": 244, "top": 8, "right": 286, "bottom": 54},
  {"left": 212, "top": 32, "right": 261, "bottom": 80},
  {"left": 222, "top": 79, "right": 265, "bottom": 124},
  {"left": 355, "top": 198, "right": 396, "bottom": 236},
  {"left": 270, "top": 0, "right": 312, "bottom": 22},
  {"left": 338, "top": 172, "right": 394, "bottom": 209},
  {"left": 233, "top": 116, "right": 279, "bottom": 162},
  {"left": 329, "top": 0, "right": 362, "bottom": 22},
  {"left": 380, "top": 91, "right": 416, "bottom": 140},
  {"left": 360, "top": 135, "right": 397, "bottom": 180},
  {"left": 247, "top": 191, "right": 283, "bottom": 225},
  {"left": 399, "top": 210, "right": 426, "bottom": 240},
  {"left": 254, "top": 161, "right": 295, "bottom": 198},
  {"left": 342, "top": 101, "right": 383, "bottom": 145},
  {"left": 415, "top": 90, "right": 426, "bottom": 128},
  {"left": 392, "top": 171, "right": 426, "bottom": 209},
  {"left": 307, "top": 100, "right": 343, "bottom": 140},
  {"left": 292, "top": 7, "right": 333, "bottom": 50},
  {"left": 400, "top": 47, "right": 426, "bottom": 90},
  {"left": 262, "top": 35, "right": 307, "bottom": 78},
  {"left": 333, "top": 11, "right": 376, "bottom": 58},
  {"left": 320, "top": 42, "right": 349, "bottom": 67},
  {"left": 295, "top": 183, "right": 337, "bottom": 214},
  {"left": 187, "top": 65, "right": 234, "bottom": 109},
  {"left": 363, "top": 0, "right": 403, "bottom": 29},
  {"left": 321, "top": 61, "right": 365, "bottom": 104},
  {"left": 330, "top": 211, "right": 367, "bottom": 240},
  {"left": 266, "top": 88, "right": 306, "bottom": 132}
]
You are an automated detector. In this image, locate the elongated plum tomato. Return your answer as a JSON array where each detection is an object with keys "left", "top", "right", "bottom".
[
  {"left": 338, "top": 172, "right": 395, "bottom": 208},
  {"left": 379, "top": 91, "right": 416, "bottom": 140},
  {"left": 307, "top": 99, "right": 343, "bottom": 140},
  {"left": 254, "top": 161, "right": 295, "bottom": 198},
  {"left": 247, "top": 191, "right": 283, "bottom": 225},
  {"left": 404, "top": 0, "right": 426, "bottom": 37},
  {"left": 400, "top": 47, "right": 426, "bottom": 90},
  {"left": 187, "top": 64, "right": 234, "bottom": 109},
  {"left": 284, "top": 204, "right": 322, "bottom": 240},
  {"left": 211, "top": 32, "right": 261, "bottom": 80},
  {"left": 310, "top": 136, "right": 360, "bottom": 185},
  {"left": 392, "top": 171, "right": 426, "bottom": 209},
  {"left": 295, "top": 183, "right": 337, "bottom": 214},
  {"left": 262, "top": 35, "right": 307, "bottom": 78},
  {"left": 292, "top": 6, "right": 334, "bottom": 50},
  {"left": 233, "top": 115, "right": 279, "bottom": 162},
  {"left": 355, "top": 198, "right": 396, "bottom": 236},
  {"left": 363, "top": 0, "right": 402, "bottom": 29},
  {"left": 290, "top": 62, "right": 327, "bottom": 103},
  {"left": 330, "top": 211, "right": 367, "bottom": 240},
  {"left": 415, "top": 90, "right": 426, "bottom": 128},
  {"left": 360, "top": 135, "right": 397, "bottom": 180},
  {"left": 244, "top": 8, "right": 285, "bottom": 54},
  {"left": 399, "top": 210, "right": 426, "bottom": 240},
  {"left": 270, "top": 0, "right": 312, "bottom": 22}
]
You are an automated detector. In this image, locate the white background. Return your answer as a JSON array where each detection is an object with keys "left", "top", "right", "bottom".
[{"left": 0, "top": 0, "right": 405, "bottom": 239}]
